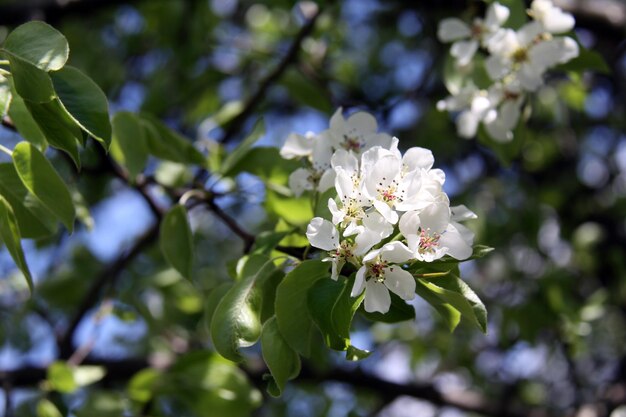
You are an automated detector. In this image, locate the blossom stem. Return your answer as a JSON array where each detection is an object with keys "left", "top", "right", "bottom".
[{"left": 413, "top": 271, "right": 450, "bottom": 278}]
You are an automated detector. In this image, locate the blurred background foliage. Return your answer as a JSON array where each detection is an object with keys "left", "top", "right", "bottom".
[{"left": 0, "top": 0, "right": 625, "bottom": 416}]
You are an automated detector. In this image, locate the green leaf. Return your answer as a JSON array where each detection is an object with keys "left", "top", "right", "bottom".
[
  {"left": 275, "top": 260, "right": 330, "bottom": 357},
  {"left": 497, "top": 0, "right": 528, "bottom": 29},
  {"left": 0, "top": 74, "right": 11, "bottom": 116},
  {"left": 555, "top": 48, "right": 610, "bottom": 74},
  {"left": 417, "top": 275, "right": 488, "bottom": 333},
  {"left": 111, "top": 112, "right": 148, "bottom": 179},
  {"left": 252, "top": 230, "right": 292, "bottom": 255},
  {"left": 346, "top": 345, "right": 372, "bottom": 361},
  {"left": 50, "top": 66, "right": 112, "bottom": 147},
  {"left": 467, "top": 245, "right": 494, "bottom": 260},
  {"left": 2, "top": 21, "right": 69, "bottom": 71},
  {"left": 308, "top": 278, "right": 348, "bottom": 350},
  {"left": 25, "top": 99, "right": 83, "bottom": 167},
  {"left": 74, "top": 392, "right": 125, "bottom": 417},
  {"left": 210, "top": 255, "right": 277, "bottom": 362},
  {"left": 260, "top": 316, "right": 301, "bottom": 397},
  {"left": 47, "top": 361, "right": 77, "bottom": 393},
  {"left": 265, "top": 189, "right": 314, "bottom": 226},
  {"left": 332, "top": 278, "right": 364, "bottom": 342},
  {"left": 414, "top": 280, "right": 461, "bottom": 332},
  {"left": 0, "top": 196, "right": 33, "bottom": 293},
  {"left": 204, "top": 282, "right": 233, "bottom": 332},
  {"left": 12, "top": 142, "right": 76, "bottom": 232},
  {"left": 7, "top": 95, "right": 48, "bottom": 150},
  {"left": 4, "top": 53, "right": 55, "bottom": 102},
  {"left": 165, "top": 351, "right": 262, "bottom": 417},
  {"left": 37, "top": 399, "right": 63, "bottom": 417},
  {"left": 0, "top": 163, "right": 57, "bottom": 238},
  {"left": 160, "top": 204, "right": 194, "bottom": 280},
  {"left": 140, "top": 114, "right": 205, "bottom": 165},
  {"left": 128, "top": 368, "right": 161, "bottom": 403},
  {"left": 220, "top": 119, "right": 265, "bottom": 177},
  {"left": 359, "top": 292, "right": 416, "bottom": 323}
]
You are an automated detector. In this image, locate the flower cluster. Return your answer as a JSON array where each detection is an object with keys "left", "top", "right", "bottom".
[
  {"left": 281, "top": 109, "right": 477, "bottom": 314},
  {"left": 437, "top": 0, "right": 579, "bottom": 142}
]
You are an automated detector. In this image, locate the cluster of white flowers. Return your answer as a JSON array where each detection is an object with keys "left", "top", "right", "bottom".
[
  {"left": 280, "top": 109, "right": 477, "bottom": 314},
  {"left": 437, "top": 0, "right": 579, "bottom": 142}
]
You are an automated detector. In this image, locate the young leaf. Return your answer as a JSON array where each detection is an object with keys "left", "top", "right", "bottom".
[
  {"left": 36, "top": 399, "right": 63, "bottom": 417},
  {"left": 50, "top": 66, "right": 112, "bottom": 148},
  {"left": 414, "top": 280, "right": 462, "bottom": 332},
  {"left": 346, "top": 345, "right": 372, "bottom": 361},
  {"left": 275, "top": 260, "right": 330, "bottom": 357},
  {"left": 211, "top": 256, "right": 277, "bottom": 362},
  {"left": 220, "top": 119, "right": 265, "bottom": 177},
  {"left": 4, "top": 54, "right": 55, "bottom": 103},
  {"left": 0, "top": 163, "right": 57, "bottom": 238},
  {"left": 0, "top": 196, "right": 34, "bottom": 293},
  {"left": 12, "top": 142, "right": 76, "bottom": 232},
  {"left": 140, "top": 115, "right": 205, "bottom": 165},
  {"left": 2, "top": 21, "right": 69, "bottom": 71},
  {"left": 160, "top": 204, "right": 194, "bottom": 280},
  {"left": 417, "top": 275, "right": 488, "bottom": 333},
  {"left": 47, "top": 361, "right": 77, "bottom": 393},
  {"left": 261, "top": 316, "right": 301, "bottom": 397},
  {"left": 111, "top": 112, "right": 148, "bottom": 179}
]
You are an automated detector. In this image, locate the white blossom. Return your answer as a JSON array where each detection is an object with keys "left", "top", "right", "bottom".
[
  {"left": 438, "top": 2, "right": 510, "bottom": 66},
  {"left": 351, "top": 242, "right": 416, "bottom": 313}
]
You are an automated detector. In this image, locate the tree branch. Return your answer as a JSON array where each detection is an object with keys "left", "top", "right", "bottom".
[
  {"left": 0, "top": 0, "right": 145, "bottom": 26},
  {"left": 58, "top": 223, "right": 160, "bottom": 358},
  {"left": 219, "top": 5, "right": 322, "bottom": 145}
]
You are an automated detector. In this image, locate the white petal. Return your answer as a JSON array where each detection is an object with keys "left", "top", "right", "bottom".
[
  {"left": 485, "top": 55, "right": 511, "bottom": 80},
  {"left": 456, "top": 110, "right": 480, "bottom": 138},
  {"left": 306, "top": 217, "right": 338, "bottom": 251},
  {"left": 366, "top": 133, "right": 394, "bottom": 150},
  {"left": 419, "top": 202, "right": 451, "bottom": 234},
  {"left": 312, "top": 136, "right": 333, "bottom": 168},
  {"left": 329, "top": 107, "right": 345, "bottom": 132},
  {"left": 347, "top": 111, "right": 378, "bottom": 134},
  {"left": 384, "top": 267, "right": 416, "bottom": 300},
  {"left": 328, "top": 198, "right": 343, "bottom": 225},
  {"left": 334, "top": 167, "right": 354, "bottom": 202},
  {"left": 331, "top": 149, "right": 359, "bottom": 172},
  {"left": 517, "top": 21, "right": 543, "bottom": 46},
  {"left": 485, "top": 2, "right": 510, "bottom": 29},
  {"left": 450, "top": 205, "right": 478, "bottom": 221},
  {"left": 289, "top": 168, "right": 313, "bottom": 197},
  {"left": 373, "top": 199, "right": 398, "bottom": 224},
  {"left": 351, "top": 266, "right": 367, "bottom": 297},
  {"left": 451, "top": 40, "right": 479, "bottom": 67},
  {"left": 403, "top": 147, "right": 434, "bottom": 171},
  {"left": 364, "top": 280, "right": 391, "bottom": 313},
  {"left": 517, "top": 63, "right": 545, "bottom": 91},
  {"left": 379, "top": 241, "right": 414, "bottom": 264},
  {"left": 318, "top": 169, "right": 336, "bottom": 193},
  {"left": 399, "top": 211, "right": 420, "bottom": 241},
  {"left": 437, "top": 18, "right": 471, "bottom": 42},
  {"left": 280, "top": 133, "right": 313, "bottom": 159},
  {"left": 440, "top": 222, "right": 474, "bottom": 260}
]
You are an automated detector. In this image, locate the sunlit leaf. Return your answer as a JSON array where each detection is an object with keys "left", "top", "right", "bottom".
[{"left": 0, "top": 196, "right": 33, "bottom": 293}]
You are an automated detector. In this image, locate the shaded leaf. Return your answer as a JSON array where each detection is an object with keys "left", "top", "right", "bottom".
[
  {"left": 160, "top": 204, "right": 194, "bottom": 280},
  {"left": 0, "top": 163, "right": 57, "bottom": 238},
  {"left": 141, "top": 114, "right": 205, "bottom": 165},
  {"left": 50, "top": 66, "right": 112, "bottom": 147},
  {"left": 275, "top": 260, "right": 330, "bottom": 357},
  {"left": 111, "top": 111, "right": 148, "bottom": 178},
  {"left": 0, "top": 196, "right": 33, "bottom": 292},
  {"left": 220, "top": 119, "right": 265, "bottom": 177},
  {"left": 12, "top": 142, "right": 76, "bottom": 232},
  {"left": 261, "top": 316, "right": 301, "bottom": 397}
]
